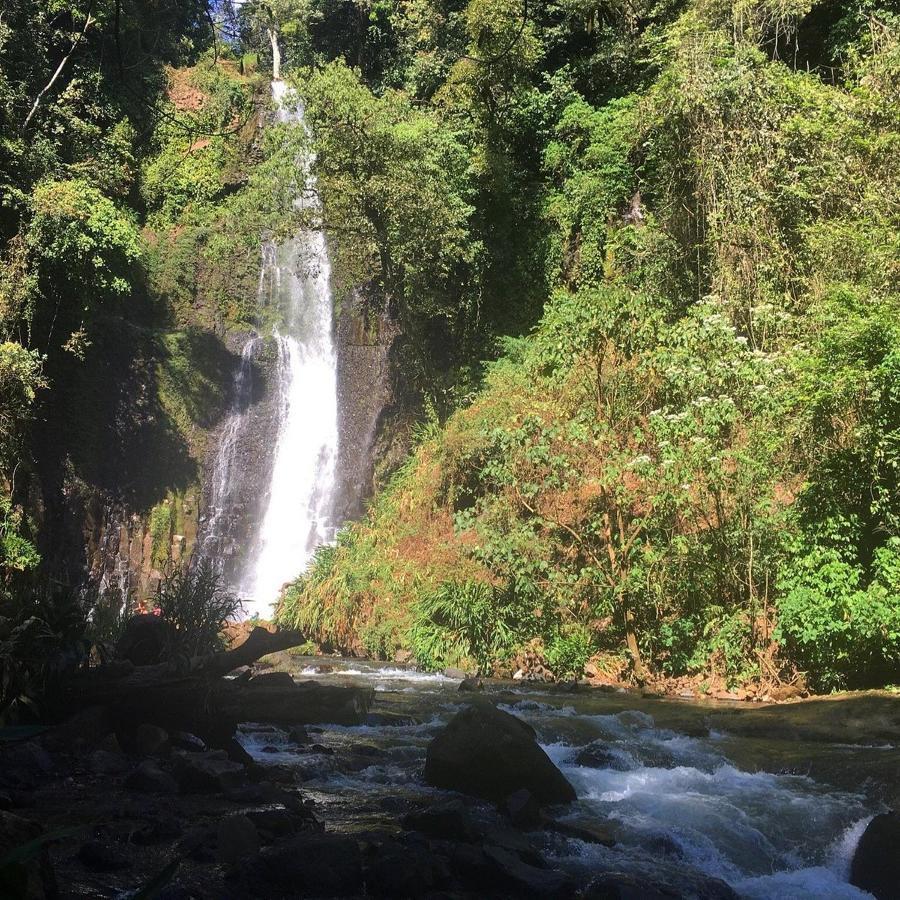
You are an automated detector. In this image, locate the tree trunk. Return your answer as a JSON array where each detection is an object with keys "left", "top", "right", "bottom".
[
  {"left": 624, "top": 606, "right": 646, "bottom": 683},
  {"left": 268, "top": 26, "right": 281, "bottom": 80}
]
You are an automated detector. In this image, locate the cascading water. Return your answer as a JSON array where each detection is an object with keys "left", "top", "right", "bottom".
[
  {"left": 201, "top": 80, "right": 339, "bottom": 619},
  {"left": 198, "top": 335, "right": 260, "bottom": 587}
]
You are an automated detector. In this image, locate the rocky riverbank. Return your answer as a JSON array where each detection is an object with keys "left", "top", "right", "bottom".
[{"left": 1, "top": 657, "right": 898, "bottom": 898}]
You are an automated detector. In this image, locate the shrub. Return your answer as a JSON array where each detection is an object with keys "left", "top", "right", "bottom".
[
  {"left": 407, "top": 580, "right": 532, "bottom": 674},
  {"left": 155, "top": 562, "right": 241, "bottom": 658},
  {"left": 775, "top": 541, "right": 900, "bottom": 691},
  {"left": 544, "top": 624, "right": 596, "bottom": 679}
]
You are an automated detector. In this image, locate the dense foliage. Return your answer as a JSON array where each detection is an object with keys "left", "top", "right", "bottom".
[
  {"left": 2, "top": 0, "right": 898, "bottom": 699},
  {"left": 277, "top": 0, "right": 900, "bottom": 693},
  {"left": 0, "top": 0, "right": 300, "bottom": 719}
]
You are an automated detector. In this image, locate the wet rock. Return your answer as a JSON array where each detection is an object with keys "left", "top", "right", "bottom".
[
  {"left": 0, "top": 740, "right": 54, "bottom": 789},
  {"left": 225, "top": 781, "right": 306, "bottom": 812},
  {"left": 364, "top": 711, "right": 420, "bottom": 727},
  {"left": 295, "top": 742, "right": 334, "bottom": 756},
  {"left": 582, "top": 872, "right": 682, "bottom": 899},
  {"left": 135, "top": 723, "right": 170, "bottom": 757},
  {"left": 584, "top": 870, "right": 739, "bottom": 900},
  {"left": 116, "top": 615, "right": 174, "bottom": 666},
  {"left": 287, "top": 725, "right": 309, "bottom": 744},
  {"left": 246, "top": 806, "right": 321, "bottom": 840},
  {"left": 644, "top": 833, "right": 684, "bottom": 859},
  {"left": 850, "top": 812, "right": 900, "bottom": 898},
  {"left": 88, "top": 748, "right": 129, "bottom": 776},
  {"left": 247, "top": 671, "right": 295, "bottom": 689},
  {"left": 130, "top": 815, "right": 183, "bottom": 845},
  {"left": 501, "top": 788, "right": 542, "bottom": 829},
  {"left": 125, "top": 759, "right": 178, "bottom": 794},
  {"left": 171, "top": 731, "right": 206, "bottom": 753},
  {"left": 482, "top": 845, "right": 574, "bottom": 898},
  {"left": 173, "top": 750, "right": 246, "bottom": 793},
  {"left": 443, "top": 668, "right": 468, "bottom": 679},
  {"left": 447, "top": 843, "right": 571, "bottom": 898},
  {"left": 424, "top": 698, "right": 576, "bottom": 805},
  {"left": 354, "top": 743, "right": 386, "bottom": 757},
  {"left": 0, "top": 811, "right": 56, "bottom": 898},
  {"left": 261, "top": 763, "right": 297, "bottom": 784},
  {"left": 50, "top": 706, "right": 114, "bottom": 754},
  {"left": 365, "top": 841, "right": 450, "bottom": 897},
  {"left": 401, "top": 801, "right": 480, "bottom": 842},
  {"left": 545, "top": 817, "right": 616, "bottom": 847},
  {"left": 482, "top": 824, "right": 546, "bottom": 867},
  {"left": 217, "top": 814, "right": 259, "bottom": 864},
  {"left": 177, "top": 826, "right": 217, "bottom": 862},
  {"left": 249, "top": 833, "right": 363, "bottom": 896},
  {"left": 224, "top": 737, "right": 257, "bottom": 769},
  {"left": 458, "top": 677, "right": 484, "bottom": 693},
  {"left": 574, "top": 740, "right": 631, "bottom": 771},
  {"left": 78, "top": 838, "right": 132, "bottom": 871}
]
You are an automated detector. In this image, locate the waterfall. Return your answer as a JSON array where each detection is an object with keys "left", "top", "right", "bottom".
[{"left": 201, "top": 80, "right": 339, "bottom": 620}]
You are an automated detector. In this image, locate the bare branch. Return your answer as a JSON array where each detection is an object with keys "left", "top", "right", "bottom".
[{"left": 24, "top": 0, "right": 96, "bottom": 130}]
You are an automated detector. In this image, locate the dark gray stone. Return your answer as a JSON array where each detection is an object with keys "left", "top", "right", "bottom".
[
  {"left": 851, "top": 812, "right": 900, "bottom": 899},
  {"left": 125, "top": 759, "right": 178, "bottom": 794},
  {"left": 401, "top": 802, "right": 480, "bottom": 842},
  {"left": 173, "top": 750, "right": 246, "bottom": 793},
  {"left": 502, "top": 788, "right": 543, "bottom": 829},
  {"left": 249, "top": 833, "right": 363, "bottom": 896},
  {"left": 135, "top": 723, "right": 169, "bottom": 757},
  {"left": 116, "top": 615, "right": 174, "bottom": 666},
  {"left": 424, "top": 698, "right": 576, "bottom": 805},
  {"left": 216, "top": 814, "right": 259, "bottom": 864},
  {"left": 78, "top": 839, "right": 132, "bottom": 872}
]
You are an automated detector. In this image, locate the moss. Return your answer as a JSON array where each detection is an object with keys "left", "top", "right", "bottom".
[{"left": 149, "top": 501, "right": 174, "bottom": 566}]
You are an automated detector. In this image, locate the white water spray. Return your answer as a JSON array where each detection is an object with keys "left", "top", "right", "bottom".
[{"left": 238, "top": 80, "right": 339, "bottom": 618}]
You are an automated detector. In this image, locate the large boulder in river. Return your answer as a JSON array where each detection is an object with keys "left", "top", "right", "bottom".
[
  {"left": 424, "top": 698, "right": 576, "bottom": 805},
  {"left": 850, "top": 812, "right": 900, "bottom": 898}
]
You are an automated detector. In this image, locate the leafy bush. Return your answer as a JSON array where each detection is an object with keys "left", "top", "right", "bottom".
[
  {"left": 155, "top": 563, "right": 241, "bottom": 658},
  {"left": 27, "top": 179, "right": 142, "bottom": 297},
  {"left": 407, "top": 580, "right": 532, "bottom": 674},
  {"left": 544, "top": 625, "right": 596, "bottom": 679},
  {"left": 776, "top": 541, "right": 900, "bottom": 691},
  {"left": 0, "top": 583, "right": 92, "bottom": 723}
]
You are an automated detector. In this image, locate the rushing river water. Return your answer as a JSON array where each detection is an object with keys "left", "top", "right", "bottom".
[{"left": 236, "top": 660, "right": 884, "bottom": 899}]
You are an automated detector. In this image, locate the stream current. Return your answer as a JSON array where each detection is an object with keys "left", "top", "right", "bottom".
[{"left": 237, "top": 660, "right": 883, "bottom": 899}]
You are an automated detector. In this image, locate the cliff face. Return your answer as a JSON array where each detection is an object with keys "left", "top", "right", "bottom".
[
  {"left": 334, "top": 286, "right": 401, "bottom": 523},
  {"left": 53, "top": 291, "right": 405, "bottom": 605}
]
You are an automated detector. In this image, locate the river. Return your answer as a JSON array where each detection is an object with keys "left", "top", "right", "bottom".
[{"left": 236, "top": 658, "right": 894, "bottom": 899}]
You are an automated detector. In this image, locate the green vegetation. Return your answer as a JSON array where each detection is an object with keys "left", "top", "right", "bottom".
[
  {"left": 0, "top": 0, "right": 305, "bottom": 720},
  {"left": 277, "top": 0, "right": 900, "bottom": 694},
  {"left": 156, "top": 562, "right": 242, "bottom": 658},
  {"left": 1, "top": 0, "right": 898, "bottom": 700}
]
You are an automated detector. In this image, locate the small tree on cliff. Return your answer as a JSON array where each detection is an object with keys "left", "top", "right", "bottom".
[{"left": 241, "top": 0, "right": 317, "bottom": 79}]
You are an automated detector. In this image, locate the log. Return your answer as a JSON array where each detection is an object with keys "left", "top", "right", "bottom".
[
  {"left": 56, "top": 628, "right": 372, "bottom": 744},
  {"left": 202, "top": 626, "right": 307, "bottom": 677}
]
